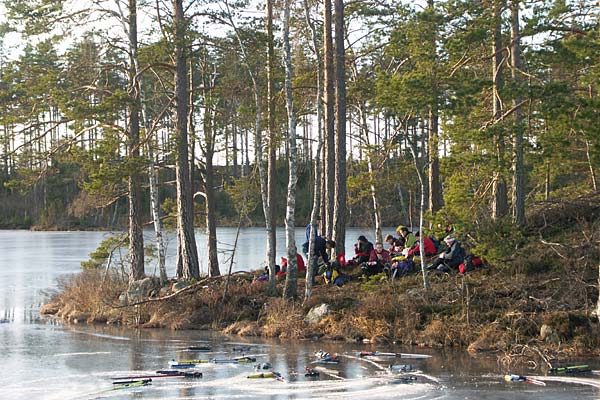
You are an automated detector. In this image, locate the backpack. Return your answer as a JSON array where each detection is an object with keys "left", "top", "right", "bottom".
[{"left": 459, "top": 254, "right": 483, "bottom": 274}]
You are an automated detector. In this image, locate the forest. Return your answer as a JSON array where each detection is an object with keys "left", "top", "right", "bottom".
[{"left": 1, "top": 0, "right": 599, "bottom": 299}]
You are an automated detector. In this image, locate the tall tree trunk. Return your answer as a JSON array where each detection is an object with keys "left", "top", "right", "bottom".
[
  {"left": 332, "top": 0, "right": 347, "bottom": 256},
  {"left": 224, "top": 0, "right": 269, "bottom": 281},
  {"left": 282, "top": 0, "right": 298, "bottom": 300},
  {"left": 409, "top": 129, "right": 429, "bottom": 291},
  {"left": 146, "top": 134, "right": 167, "bottom": 285},
  {"left": 323, "top": 0, "right": 335, "bottom": 239},
  {"left": 586, "top": 139, "right": 598, "bottom": 192},
  {"left": 188, "top": 56, "right": 196, "bottom": 210},
  {"left": 204, "top": 151, "right": 219, "bottom": 276},
  {"left": 174, "top": 0, "right": 200, "bottom": 280},
  {"left": 127, "top": 0, "right": 144, "bottom": 282},
  {"left": 202, "top": 68, "right": 220, "bottom": 277},
  {"left": 232, "top": 117, "right": 238, "bottom": 179},
  {"left": 139, "top": 81, "right": 167, "bottom": 284},
  {"left": 303, "top": 0, "right": 324, "bottom": 301},
  {"left": 597, "top": 262, "right": 600, "bottom": 319},
  {"left": 587, "top": 85, "right": 598, "bottom": 192},
  {"left": 266, "top": 0, "right": 277, "bottom": 292},
  {"left": 359, "top": 105, "right": 382, "bottom": 243},
  {"left": 428, "top": 107, "right": 442, "bottom": 214},
  {"left": 491, "top": 0, "right": 508, "bottom": 220},
  {"left": 510, "top": 0, "right": 525, "bottom": 226}
]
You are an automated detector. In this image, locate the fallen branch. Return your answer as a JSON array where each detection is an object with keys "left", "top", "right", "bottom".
[{"left": 114, "top": 272, "right": 252, "bottom": 308}]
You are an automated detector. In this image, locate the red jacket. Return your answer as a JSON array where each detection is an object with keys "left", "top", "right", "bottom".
[
  {"left": 407, "top": 236, "right": 437, "bottom": 257},
  {"left": 279, "top": 254, "right": 306, "bottom": 275},
  {"left": 369, "top": 248, "right": 391, "bottom": 264}
]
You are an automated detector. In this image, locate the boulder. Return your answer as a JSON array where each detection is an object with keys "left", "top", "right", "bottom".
[
  {"left": 126, "top": 277, "right": 160, "bottom": 304},
  {"left": 305, "top": 303, "right": 331, "bottom": 325},
  {"left": 540, "top": 324, "right": 560, "bottom": 343},
  {"left": 173, "top": 280, "right": 192, "bottom": 292},
  {"left": 539, "top": 324, "right": 552, "bottom": 340}
]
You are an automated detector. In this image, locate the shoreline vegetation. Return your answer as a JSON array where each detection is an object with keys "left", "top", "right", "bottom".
[{"left": 41, "top": 193, "right": 600, "bottom": 369}]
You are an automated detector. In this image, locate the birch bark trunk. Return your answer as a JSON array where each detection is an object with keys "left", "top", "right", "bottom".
[
  {"left": 266, "top": 0, "right": 277, "bottom": 292},
  {"left": 282, "top": 0, "right": 298, "bottom": 299},
  {"left": 303, "top": 0, "right": 324, "bottom": 301}
]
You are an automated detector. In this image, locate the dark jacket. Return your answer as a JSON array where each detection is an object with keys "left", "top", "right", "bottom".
[
  {"left": 441, "top": 241, "right": 465, "bottom": 266},
  {"left": 313, "top": 235, "right": 329, "bottom": 263},
  {"left": 355, "top": 240, "right": 374, "bottom": 258}
]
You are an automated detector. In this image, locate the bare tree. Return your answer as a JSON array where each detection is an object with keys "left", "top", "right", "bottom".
[
  {"left": 266, "top": 0, "right": 277, "bottom": 292},
  {"left": 303, "top": 0, "right": 324, "bottom": 301},
  {"left": 282, "top": 0, "right": 299, "bottom": 299}
]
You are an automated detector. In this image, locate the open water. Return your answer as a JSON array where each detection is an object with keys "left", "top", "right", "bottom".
[{"left": 0, "top": 229, "right": 599, "bottom": 399}]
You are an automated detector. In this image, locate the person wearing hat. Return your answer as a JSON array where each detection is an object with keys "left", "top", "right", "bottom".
[
  {"left": 427, "top": 236, "right": 465, "bottom": 273},
  {"left": 351, "top": 235, "right": 374, "bottom": 265},
  {"left": 396, "top": 225, "right": 417, "bottom": 254}
]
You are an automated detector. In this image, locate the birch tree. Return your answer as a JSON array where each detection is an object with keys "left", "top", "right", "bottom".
[
  {"left": 282, "top": 0, "right": 298, "bottom": 299},
  {"left": 220, "top": 0, "right": 272, "bottom": 285},
  {"left": 303, "top": 0, "right": 324, "bottom": 301},
  {"left": 266, "top": 0, "right": 277, "bottom": 291}
]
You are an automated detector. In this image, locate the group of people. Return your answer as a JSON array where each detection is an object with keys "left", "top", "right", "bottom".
[
  {"left": 351, "top": 225, "right": 467, "bottom": 279},
  {"left": 257, "top": 219, "right": 472, "bottom": 285}
]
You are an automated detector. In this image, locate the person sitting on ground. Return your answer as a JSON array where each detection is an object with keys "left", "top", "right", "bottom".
[
  {"left": 407, "top": 231, "right": 438, "bottom": 258},
  {"left": 384, "top": 234, "right": 404, "bottom": 257},
  {"left": 363, "top": 241, "right": 391, "bottom": 276},
  {"left": 427, "top": 236, "right": 465, "bottom": 273},
  {"left": 322, "top": 261, "right": 349, "bottom": 287},
  {"left": 397, "top": 226, "right": 417, "bottom": 254},
  {"left": 389, "top": 255, "right": 415, "bottom": 280},
  {"left": 277, "top": 248, "right": 306, "bottom": 278},
  {"left": 351, "top": 235, "right": 374, "bottom": 265}
]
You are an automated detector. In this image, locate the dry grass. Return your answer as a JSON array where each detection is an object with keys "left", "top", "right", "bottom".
[
  {"left": 42, "top": 270, "right": 127, "bottom": 324},
  {"left": 42, "top": 195, "right": 600, "bottom": 367},
  {"left": 261, "top": 298, "right": 306, "bottom": 338}
]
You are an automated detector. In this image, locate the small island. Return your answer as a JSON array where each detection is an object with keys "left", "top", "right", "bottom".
[{"left": 0, "top": 0, "right": 597, "bottom": 373}]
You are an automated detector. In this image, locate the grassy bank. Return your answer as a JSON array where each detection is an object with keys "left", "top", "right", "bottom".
[{"left": 41, "top": 194, "right": 600, "bottom": 367}]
